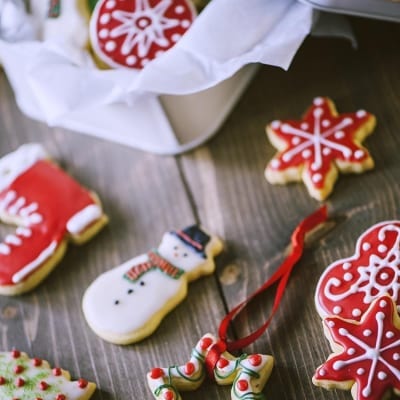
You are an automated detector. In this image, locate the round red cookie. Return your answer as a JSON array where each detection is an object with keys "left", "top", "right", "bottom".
[
  {"left": 90, "top": 0, "right": 196, "bottom": 69},
  {"left": 315, "top": 221, "right": 400, "bottom": 320}
]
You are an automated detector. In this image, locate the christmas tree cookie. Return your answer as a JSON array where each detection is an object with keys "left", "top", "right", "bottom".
[{"left": 0, "top": 350, "right": 96, "bottom": 399}]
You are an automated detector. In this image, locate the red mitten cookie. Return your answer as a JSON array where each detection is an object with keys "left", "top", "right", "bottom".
[
  {"left": 265, "top": 97, "right": 376, "bottom": 200},
  {"left": 90, "top": 0, "right": 196, "bottom": 69},
  {"left": 313, "top": 295, "right": 400, "bottom": 400},
  {"left": 315, "top": 221, "right": 400, "bottom": 321}
]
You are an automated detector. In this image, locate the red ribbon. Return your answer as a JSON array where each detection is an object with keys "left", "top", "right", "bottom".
[{"left": 205, "top": 206, "right": 328, "bottom": 378}]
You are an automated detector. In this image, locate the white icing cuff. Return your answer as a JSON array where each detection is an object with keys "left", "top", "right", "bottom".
[
  {"left": 0, "top": 143, "right": 48, "bottom": 192},
  {"left": 66, "top": 204, "right": 102, "bottom": 235},
  {"left": 12, "top": 240, "right": 57, "bottom": 283}
]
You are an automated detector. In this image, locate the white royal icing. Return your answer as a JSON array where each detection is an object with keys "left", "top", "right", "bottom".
[
  {"left": 83, "top": 232, "right": 213, "bottom": 336},
  {"left": 66, "top": 204, "right": 102, "bottom": 235}
]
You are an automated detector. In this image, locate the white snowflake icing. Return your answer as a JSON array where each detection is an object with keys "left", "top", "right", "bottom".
[{"left": 108, "top": 0, "right": 182, "bottom": 59}]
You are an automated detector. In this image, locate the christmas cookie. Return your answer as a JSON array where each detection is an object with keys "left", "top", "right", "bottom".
[
  {"left": 265, "top": 97, "right": 376, "bottom": 200},
  {"left": 82, "top": 225, "right": 223, "bottom": 344},
  {"left": 315, "top": 221, "right": 400, "bottom": 321},
  {"left": 147, "top": 333, "right": 274, "bottom": 400},
  {"left": 0, "top": 350, "right": 96, "bottom": 399},
  {"left": 0, "top": 143, "right": 108, "bottom": 295},
  {"left": 89, "top": 0, "right": 196, "bottom": 69},
  {"left": 313, "top": 295, "right": 400, "bottom": 400},
  {"left": 30, "top": 0, "right": 89, "bottom": 49}
]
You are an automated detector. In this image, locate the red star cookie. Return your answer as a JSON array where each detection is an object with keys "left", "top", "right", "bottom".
[
  {"left": 315, "top": 221, "right": 400, "bottom": 321},
  {"left": 90, "top": 0, "right": 196, "bottom": 69},
  {"left": 265, "top": 97, "right": 376, "bottom": 200},
  {"left": 313, "top": 295, "right": 400, "bottom": 400}
]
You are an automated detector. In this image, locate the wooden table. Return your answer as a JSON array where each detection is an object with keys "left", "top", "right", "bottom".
[{"left": 0, "top": 15, "right": 399, "bottom": 400}]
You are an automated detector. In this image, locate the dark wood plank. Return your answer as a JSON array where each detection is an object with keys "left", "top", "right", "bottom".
[{"left": 180, "top": 17, "right": 400, "bottom": 399}]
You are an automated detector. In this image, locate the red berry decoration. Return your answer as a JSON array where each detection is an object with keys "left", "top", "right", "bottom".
[
  {"left": 237, "top": 379, "right": 249, "bottom": 391},
  {"left": 90, "top": 0, "right": 196, "bottom": 69}
]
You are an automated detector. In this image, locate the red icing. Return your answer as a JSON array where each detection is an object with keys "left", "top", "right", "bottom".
[
  {"left": 237, "top": 379, "right": 249, "bottom": 391},
  {"left": 216, "top": 357, "right": 229, "bottom": 369},
  {"left": 33, "top": 358, "right": 42, "bottom": 367},
  {"left": 15, "top": 377, "right": 25, "bottom": 387},
  {"left": 78, "top": 378, "right": 88, "bottom": 389},
  {"left": 316, "top": 221, "right": 400, "bottom": 320},
  {"left": 91, "top": 0, "right": 196, "bottom": 69},
  {"left": 11, "top": 350, "right": 20, "bottom": 358},
  {"left": 314, "top": 295, "right": 400, "bottom": 400},
  {"left": 163, "top": 390, "right": 174, "bottom": 400},
  {"left": 184, "top": 362, "right": 195, "bottom": 376},
  {"left": 52, "top": 368, "right": 62, "bottom": 376},
  {"left": 0, "top": 159, "right": 101, "bottom": 286},
  {"left": 266, "top": 97, "right": 374, "bottom": 191},
  {"left": 39, "top": 381, "right": 49, "bottom": 390},
  {"left": 200, "top": 337, "right": 213, "bottom": 351},
  {"left": 0, "top": 376, "right": 6, "bottom": 385},
  {"left": 150, "top": 367, "right": 164, "bottom": 379},
  {"left": 56, "top": 395, "right": 66, "bottom": 400},
  {"left": 14, "top": 365, "right": 23, "bottom": 374},
  {"left": 248, "top": 354, "right": 262, "bottom": 367}
]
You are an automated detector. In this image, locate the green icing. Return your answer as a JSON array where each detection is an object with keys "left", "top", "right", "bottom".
[{"left": 88, "top": 0, "right": 100, "bottom": 12}]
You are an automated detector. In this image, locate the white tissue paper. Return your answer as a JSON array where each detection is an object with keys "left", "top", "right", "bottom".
[{"left": 0, "top": 0, "right": 353, "bottom": 155}]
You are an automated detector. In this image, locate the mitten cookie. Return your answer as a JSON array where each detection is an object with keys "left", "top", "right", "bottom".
[
  {"left": 147, "top": 333, "right": 274, "bottom": 400},
  {"left": 0, "top": 143, "right": 107, "bottom": 295},
  {"left": 0, "top": 350, "right": 95, "bottom": 399},
  {"left": 315, "top": 221, "right": 400, "bottom": 321},
  {"left": 83, "top": 225, "right": 222, "bottom": 344},
  {"left": 313, "top": 295, "right": 400, "bottom": 400},
  {"left": 265, "top": 97, "right": 376, "bottom": 200},
  {"left": 89, "top": 0, "right": 196, "bottom": 69}
]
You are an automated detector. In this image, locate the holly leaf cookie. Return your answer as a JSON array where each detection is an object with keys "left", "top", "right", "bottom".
[
  {"left": 0, "top": 350, "right": 95, "bottom": 400},
  {"left": 147, "top": 333, "right": 274, "bottom": 400},
  {"left": 83, "top": 225, "right": 223, "bottom": 344},
  {"left": 265, "top": 97, "right": 376, "bottom": 200},
  {"left": 313, "top": 295, "right": 400, "bottom": 400},
  {"left": 316, "top": 221, "right": 400, "bottom": 321},
  {"left": 0, "top": 143, "right": 108, "bottom": 295},
  {"left": 89, "top": 0, "right": 196, "bottom": 69}
]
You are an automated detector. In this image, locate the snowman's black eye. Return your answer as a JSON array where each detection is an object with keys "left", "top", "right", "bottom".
[
  {"left": 140, "top": 281, "right": 145, "bottom": 286},
  {"left": 183, "top": 253, "right": 188, "bottom": 257},
  {"left": 114, "top": 300, "right": 120, "bottom": 305},
  {"left": 173, "top": 246, "right": 178, "bottom": 250},
  {"left": 127, "top": 289, "right": 134, "bottom": 294}
]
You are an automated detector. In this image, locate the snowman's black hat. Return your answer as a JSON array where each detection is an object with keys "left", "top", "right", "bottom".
[{"left": 171, "top": 225, "right": 210, "bottom": 258}]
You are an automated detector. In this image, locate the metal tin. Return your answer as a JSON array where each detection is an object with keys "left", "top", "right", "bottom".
[{"left": 299, "top": 0, "right": 400, "bottom": 22}]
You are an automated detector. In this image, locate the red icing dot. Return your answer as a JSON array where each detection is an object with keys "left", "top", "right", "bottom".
[
  {"left": 33, "top": 358, "right": 42, "bottom": 367},
  {"left": 0, "top": 376, "right": 6, "bottom": 385},
  {"left": 150, "top": 368, "right": 164, "bottom": 379},
  {"left": 11, "top": 350, "right": 21, "bottom": 358},
  {"left": 200, "top": 337, "right": 213, "bottom": 350},
  {"left": 14, "top": 365, "right": 24, "bottom": 374},
  {"left": 184, "top": 362, "right": 195, "bottom": 376},
  {"left": 39, "top": 381, "right": 49, "bottom": 390},
  {"left": 78, "top": 378, "right": 88, "bottom": 389},
  {"left": 56, "top": 395, "right": 66, "bottom": 400},
  {"left": 248, "top": 354, "right": 262, "bottom": 367},
  {"left": 53, "top": 367, "right": 62, "bottom": 376},
  {"left": 163, "top": 390, "right": 174, "bottom": 400},
  {"left": 217, "top": 358, "right": 229, "bottom": 368},
  {"left": 237, "top": 379, "right": 249, "bottom": 391},
  {"left": 35, "top": 398, "right": 43, "bottom": 400},
  {"left": 15, "top": 377, "right": 25, "bottom": 387}
]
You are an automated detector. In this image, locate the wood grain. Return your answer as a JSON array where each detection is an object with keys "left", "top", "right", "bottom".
[{"left": 0, "top": 15, "right": 399, "bottom": 400}]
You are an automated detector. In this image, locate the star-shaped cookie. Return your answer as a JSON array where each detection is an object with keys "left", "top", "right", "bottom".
[
  {"left": 313, "top": 295, "right": 400, "bottom": 400},
  {"left": 265, "top": 97, "right": 376, "bottom": 200}
]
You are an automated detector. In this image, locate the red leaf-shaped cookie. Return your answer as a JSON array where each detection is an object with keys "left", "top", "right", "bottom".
[
  {"left": 90, "top": 0, "right": 196, "bottom": 69},
  {"left": 316, "top": 221, "right": 400, "bottom": 320}
]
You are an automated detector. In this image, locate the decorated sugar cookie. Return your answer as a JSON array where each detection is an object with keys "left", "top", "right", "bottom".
[
  {"left": 313, "top": 295, "right": 400, "bottom": 400},
  {"left": 265, "top": 97, "right": 376, "bottom": 200},
  {"left": 89, "top": 0, "right": 196, "bottom": 69},
  {"left": 82, "top": 225, "right": 223, "bottom": 344},
  {"left": 0, "top": 350, "right": 96, "bottom": 399},
  {"left": 0, "top": 143, "right": 108, "bottom": 295},
  {"left": 315, "top": 221, "right": 400, "bottom": 321},
  {"left": 147, "top": 333, "right": 274, "bottom": 400}
]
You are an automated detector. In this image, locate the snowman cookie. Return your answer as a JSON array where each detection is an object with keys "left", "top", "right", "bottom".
[
  {"left": 315, "top": 221, "right": 400, "bottom": 321},
  {"left": 0, "top": 143, "right": 108, "bottom": 295},
  {"left": 89, "top": 0, "right": 196, "bottom": 69},
  {"left": 0, "top": 350, "right": 96, "bottom": 399},
  {"left": 82, "top": 225, "right": 223, "bottom": 344}
]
